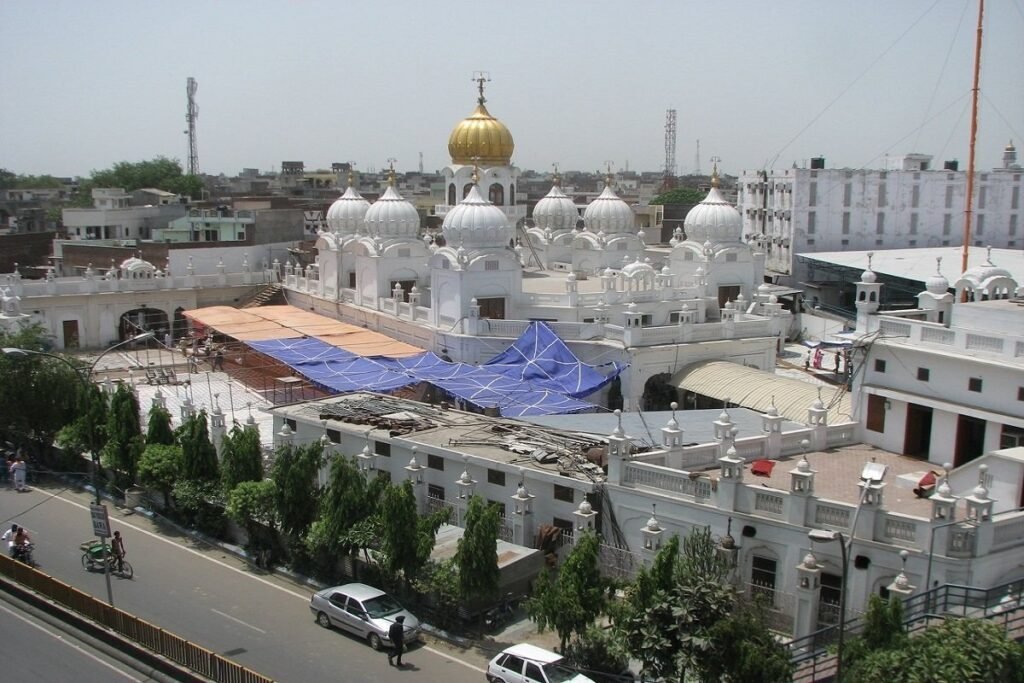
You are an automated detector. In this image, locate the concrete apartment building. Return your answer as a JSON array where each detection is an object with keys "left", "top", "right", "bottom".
[{"left": 738, "top": 144, "right": 1024, "bottom": 286}]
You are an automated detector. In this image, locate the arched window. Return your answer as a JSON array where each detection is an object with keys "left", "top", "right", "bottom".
[
  {"left": 463, "top": 183, "right": 474, "bottom": 199},
  {"left": 510, "top": 184, "right": 516, "bottom": 205},
  {"left": 448, "top": 183, "right": 456, "bottom": 206},
  {"left": 489, "top": 183, "right": 504, "bottom": 205}
]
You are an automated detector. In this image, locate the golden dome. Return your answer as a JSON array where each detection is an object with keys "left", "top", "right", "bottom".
[{"left": 447, "top": 100, "right": 515, "bottom": 167}]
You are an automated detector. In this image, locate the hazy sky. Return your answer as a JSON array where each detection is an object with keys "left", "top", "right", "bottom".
[{"left": 2, "top": 1, "right": 1022, "bottom": 179}]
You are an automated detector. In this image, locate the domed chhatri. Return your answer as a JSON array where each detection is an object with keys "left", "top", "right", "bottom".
[
  {"left": 363, "top": 168, "right": 420, "bottom": 240},
  {"left": 442, "top": 172, "right": 513, "bottom": 250},
  {"left": 683, "top": 164, "right": 743, "bottom": 244},
  {"left": 925, "top": 257, "right": 949, "bottom": 295},
  {"left": 532, "top": 171, "right": 579, "bottom": 232},
  {"left": 448, "top": 75, "right": 514, "bottom": 166},
  {"left": 583, "top": 174, "right": 635, "bottom": 234},
  {"left": 326, "top": 172, "right": 371, "bottom": 235}
]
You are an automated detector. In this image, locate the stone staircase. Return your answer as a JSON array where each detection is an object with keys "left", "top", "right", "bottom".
[{"left": 240, "top": 282, "right": 284, "bottom": 309}]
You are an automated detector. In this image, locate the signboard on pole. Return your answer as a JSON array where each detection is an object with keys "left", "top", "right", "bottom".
[{"left": 90, "top": 503, "right": 111, "bottom": 538}]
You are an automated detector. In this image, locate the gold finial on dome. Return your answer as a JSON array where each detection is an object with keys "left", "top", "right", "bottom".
[
  {"left": 710, "top": 156, "right": 721, "bottom": 188},
  {"left": 472, "top": 70, "right": 490, "bottom": 105},
  {"left": 386, "top": 158, "right": 397, "bottom": 186},
  {"left": 347, "top": 170, "right": 355, "bottom": 188},
  {"left": 604, "top": 160, "right": 614, "bottom": 187},
  {"left": 552, "top": 163, "right": 561, "bottom": 187},
  {"left": 448, "top": 74, "right": 514, "bottom": 166},
  {"left": 471, "top": 158, "right": 480, "bottom": 185}
]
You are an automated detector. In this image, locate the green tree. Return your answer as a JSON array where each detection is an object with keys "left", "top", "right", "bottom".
[
  {"left": 220, "top": 425, "right": 263, "bottom": 492},
  {"left": 0, "top": 324, "right": 83, "bottom": 452},
  {"left": 145, "top": 405, "right": 175, "bottom": 446},
  {"left": 527, "top": 531, "right": 607, "bottom": 652},
  {"left": 378, "top": 480, "right": 448, "bottom": 587},
  {"left": 179, "top": 410, "right": 219, "bottom": 483},
  {"left": 270, "top": 442, "right": 323, "bottom": 537},
  {"left": 72, "top": 156, "right": 202, "bottom": 206},
  {"left": 454, "top": 495, "right": 501, "bottom": 607},
  {"left": 306, "top": 455, "right": 386, "bottom": 578},
  {"left": 227, "top": 479, "right": 278, "bottom": 564},
  {"left": 616, "top": 527, "right": 736, "bottom": 682},
  {"left": 700, "top": 600, "right": 793, "bottom": 683},
  {"left": 56, "top": 382, "right": 109, "bottom": 465},
  {"left": 847, "top": 617, "right": 1024, "bottom": 683},
  {"left": 0, "top": 169, "right": 64, "bottom": 189},
  {"left": 138, "top": 443, "right": 182, "bottom": 508},
  {"left": 651, "top": 187, "right": 706, "bottom": 205},
  {"left": 562, "top": 625, "right": 630, "bottom": 683},
  {"left": 843, "top": 594, "right": 908, "bottom": 675},
  {"left": 101, "top": 383, "right": 143, "bottom": 489}
]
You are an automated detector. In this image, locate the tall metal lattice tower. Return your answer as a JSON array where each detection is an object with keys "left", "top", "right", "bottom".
[
  {"left": 185, "top": 77, "right": 199, "bottom": 176},
  {"left": 694, "top": 139, "right": 701, "bottom": 176},
  {"left": 662, "top": 109, "right": 677, "bottom": 190}
]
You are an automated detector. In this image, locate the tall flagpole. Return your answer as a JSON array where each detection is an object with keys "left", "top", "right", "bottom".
[{"left": 961, "top": 0, "right": 984, "bottom": 282}]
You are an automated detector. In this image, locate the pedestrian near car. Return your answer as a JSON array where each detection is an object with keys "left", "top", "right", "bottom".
[{"left": 387, "top": 615, "right": 406, "bottom": 667}]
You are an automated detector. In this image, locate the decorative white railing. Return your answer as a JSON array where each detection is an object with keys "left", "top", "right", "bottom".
[
  {"left": 991, "top": 510, "right": 1024, "bottom": 552},
  {"left": 754, "top": 491, "right": 785, "bottom": 515},
  {"left": 623, "top": 462, "right": 712, "bottom": 500},
  {"left": 920, "top": 327, "right": 955, "bottom": 345},
  {"left": 879, "top": 320, "right": 911, "bottom": 338},
  {"left": 965, "top": 333, "right": 1003, "bottom": 353},
  {"left": 881, "top": 513, "right": 919, "bottom": 544},
  {"left": 813, "top": 502, "right": 851, "bottom": 529}
]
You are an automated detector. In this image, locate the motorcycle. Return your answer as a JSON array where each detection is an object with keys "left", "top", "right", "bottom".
[
  {"left": 12, "top": 542, "right": 36, "bottom": 567},
  {"left": 483, "top": 593, "right": 521, "bottom": 632}
]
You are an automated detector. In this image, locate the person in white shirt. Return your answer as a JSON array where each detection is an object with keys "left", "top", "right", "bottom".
[{"left": 2, "top": 524, "right": 19, "bottom": 557}]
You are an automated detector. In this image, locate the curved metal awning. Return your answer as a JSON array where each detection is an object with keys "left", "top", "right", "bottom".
[{"left": 670, "top": 360, "right": 853, "bottom": 424}]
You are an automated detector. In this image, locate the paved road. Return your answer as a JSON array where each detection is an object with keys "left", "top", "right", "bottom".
[
  {"left": 0, "top": 483, "right": 488, "bottom": 683},
  {"left": 0, "top": 598, "right": 159, "bottom": 682}
]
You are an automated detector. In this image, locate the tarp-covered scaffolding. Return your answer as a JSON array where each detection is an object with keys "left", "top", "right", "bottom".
[{"left": 184, "top": 306, "right": 624, "bottom": 417}]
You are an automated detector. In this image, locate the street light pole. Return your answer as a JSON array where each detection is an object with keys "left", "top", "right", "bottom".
[{"left": 809, "top": 528, "right": 849, "bottom": 683}]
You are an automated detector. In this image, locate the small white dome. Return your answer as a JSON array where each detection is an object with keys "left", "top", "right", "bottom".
[
  {"left": 577, "top": 499, "right": 593, "bottom": 515},
  {"left": 803, "top": 552, "right": 818, "bottom": 569},
  {"left": 120, "top": 256, "right": 154, "bottom": 272},
  {"left": 797, "top": 456, "right": 811, "bottom": 472},
  {"left": 532, "top": 180, "right": 578, "bottom": 232},
  {"left": 925, "top": 258, "right": 950, "bottom": 295},
  {"left": 683, "top": 182, "right": 742, "bottom": 244},
  {"left": 442, "top": 184, "right": 513, "bottom": 249},
  {"left": 364, "top": 183, "right": 421, "bottom": 239},
  {"left": 327, "top": 184, "right": 371, "bottom": 235},
  {"left": 861, "top": 268, "right": 877, "bottom": 284},
  {"left": 583, "top": 180, "right": 634, "bottom": 234},
  {"left": 622, "top": 256, "right": 655, "bottom": 277},
  {"left": 758, "top": 282, "right": 772, "bottom": 294},
  {"left": 645, "top": 516, "right": 661, "bottom": 532}
]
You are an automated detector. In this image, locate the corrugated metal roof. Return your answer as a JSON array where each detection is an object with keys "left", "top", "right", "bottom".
[{"left": 671, "top": 360, "right": 852, "bottom": 424}]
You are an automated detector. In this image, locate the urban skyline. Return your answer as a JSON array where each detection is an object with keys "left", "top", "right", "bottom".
[{"left": 1, "top": 0, "right": 1021, "bottom": 179}]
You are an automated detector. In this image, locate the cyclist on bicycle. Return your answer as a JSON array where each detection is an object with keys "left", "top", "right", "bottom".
[{"left": 111, "top": 530, "right": 126, "bottom": 572}]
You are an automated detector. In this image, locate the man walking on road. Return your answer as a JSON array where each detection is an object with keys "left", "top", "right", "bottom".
[
  {"left": 387, "top": 615, "right": 406, "bottom": 667},
  {"left": 111, "top": 530, "right": 126, "bottom": 573}
]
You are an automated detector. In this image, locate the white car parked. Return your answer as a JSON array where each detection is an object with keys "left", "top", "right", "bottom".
[
  {"left": 309, "top": 582, "right": 420, "bottom": 650},
  {"left": 486, "top": 643, "right": 596, "bottom": 683}
]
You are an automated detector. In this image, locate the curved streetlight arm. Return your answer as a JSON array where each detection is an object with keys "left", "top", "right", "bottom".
[{"left": 87, "top": 330, "right": 156, "bottom": 379}]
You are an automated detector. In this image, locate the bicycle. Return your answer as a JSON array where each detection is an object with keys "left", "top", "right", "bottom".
[{"left": 80, "top": 540, "right": 133, "bottom": 579}]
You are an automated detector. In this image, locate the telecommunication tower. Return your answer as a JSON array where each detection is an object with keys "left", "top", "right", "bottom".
[
  {"left": 419, "top": 152, "right": 424, "bottom": 174},
  {"left": 694, "top": 139, "right": 701, "bottom": 176},
  {"left": 662, "top": 109, "right": 677, "bottom": 191},
  {"left": 185, "top": 77, "right": 199, "bottom": 176}
]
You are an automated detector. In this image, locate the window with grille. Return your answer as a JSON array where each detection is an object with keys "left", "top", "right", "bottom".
[
  {"left": 488, "top": 469, "right": 505, "bottom": 486},
  {"left": 751, "top": 556, "right": 777, "bottom": 602},
  {"left": 968, "top": 377, "right": 983, "bottom": 393},
  {"left": 428, "top": 454, "right": 444, "bottom": 470},
  {"left": 917, "top": 368, "right": 930, "bottom": 382},
  {"left": 553, "top": 484, "right": 574, "bottom": 503}
]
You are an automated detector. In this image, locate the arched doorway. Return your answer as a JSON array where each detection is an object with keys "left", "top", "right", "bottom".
[
  {"left": 172, "top": 307, "right": 188, "bottom": 342},
  {"left": 448, "top": 183, "right": 456, "bottom": 206},
  {"left": 489, "top": 183, "right": 504, "bottom": 205},
  {"left": 118, "top": 307, "right": 169, "bottom": 341},
  {"left": 642, "top": 373, "right": 678, "bottom": 412}
]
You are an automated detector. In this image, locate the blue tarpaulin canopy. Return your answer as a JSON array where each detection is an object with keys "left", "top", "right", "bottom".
[{"left": 247, "top": 322, "right": 624, "bottom": 417}]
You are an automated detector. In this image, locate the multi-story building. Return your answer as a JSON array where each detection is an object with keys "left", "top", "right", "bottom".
[
  {"left": 738, "top": 144, "right": 1024, "bottom": 285},
  {"left": 62, "top": 188, "right": 188, "bottom": 241},
  {"left": 850, "top": 251, "right": 1024, "bottom": 471}
]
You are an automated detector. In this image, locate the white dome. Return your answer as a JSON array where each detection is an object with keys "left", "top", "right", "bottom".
[
  {"left": 683, "top": 181, "right": 742, "bottom": 244},
  {"left": 364, "top": 183, "right": 421, "bottom": 239},
  {"left": 532, "top": 180, "right": 578, "bottom": 232},
  {"left": 442, "top": 184, "right": 513, "bottom": 249},
  {"left": 961, "top": 255, "right": 1014, "bottom": 287},
  {"left": 622, "top": 256, "right": 655, "bottom": 277},
  {"left": 583, "top": 180, "right": 634, "bottom": 234},
  {"left": 327, "top": 184, "right": 371, "bottom": 235},
  {"left": 120, "top": 256, "right": 154, "bottom": 273},
  {"left": 925, "top": 258, "right": 949, "bottom": 295}
]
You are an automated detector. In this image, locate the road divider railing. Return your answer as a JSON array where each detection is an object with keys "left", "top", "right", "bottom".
[{"left": 0, "top": 554, "right": 273, "bottom": 683}]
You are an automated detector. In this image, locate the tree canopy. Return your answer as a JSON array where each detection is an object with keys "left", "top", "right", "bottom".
[
  {"left": 138, "top": 443, "right": 182, "bottom": 508},
  {"left": 178, "top": 410, "right": 220, "bottom": 484},
  {"left": 270, "top": 442, "right": 323, "bottom": 538},
  {"left": 651, "top": 187, "right": 706, "bottom": 205},
  {"left": 102, "top": 383, "right": 144, "bottom": 488},
  {"left": 71, "top": 157, "right": 201, "bottom": 206},
  {"left": 454, "top": 495, "right": 502, "bottom": 605},
  {"left": 220, "top": 425, "right": 263, "bottom": 492},
  {"left": 145, "top": 405, "right": 175, "bottom": 446},
  {"left": 378, "top": 480, "right": 448, "bottom": 586},
  {"left": 0, "top": 169, "right": 65, "bottom": 189},
  {"left": 527, "top": 531, "right": 608, "bottom": 652}
]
